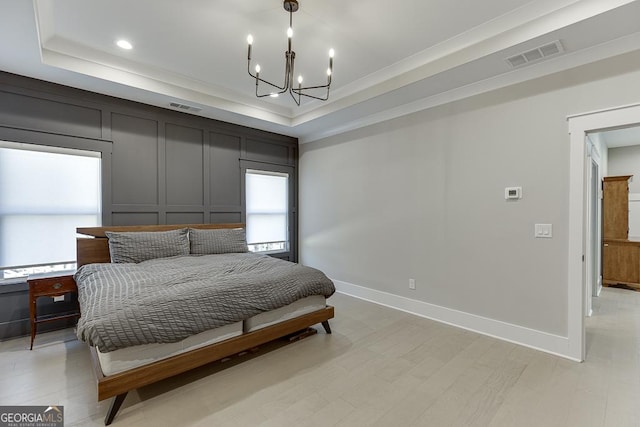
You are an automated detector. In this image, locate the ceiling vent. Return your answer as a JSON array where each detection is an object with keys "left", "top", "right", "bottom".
[
  {"left": 506, "top": 40, "right": 564, "bottom": 68},
  {"left": 169, "top": 102, "right": 202, "bottom": 113}
]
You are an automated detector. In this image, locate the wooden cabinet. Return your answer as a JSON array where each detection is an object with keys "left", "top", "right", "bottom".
[
  {"left": 603, "top": 175, "right": 632, "bottom": 239},
  {"left": 602, "top": 175, "right": 640, "bottom": 289},
  {"left": 603, "top": 240, "right": 640, "bottom": 287}
]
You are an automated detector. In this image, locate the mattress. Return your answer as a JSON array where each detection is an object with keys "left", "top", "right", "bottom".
[
  {"left": 97, "top": 321, "right": 243, "bottom": 376},
  {"left": 244, "top": 295, "right": 326, "bottom": 332},
  {"left": 97, "top": 296, "right": 328, "bottom": 376}
]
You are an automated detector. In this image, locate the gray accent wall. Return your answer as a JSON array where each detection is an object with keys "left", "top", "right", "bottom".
[
  {"left": 299, "top": 49, "right": 640, "bottom": 345},
  {"left": 0, "top": 71, "right": 297, "bottom": 340}
]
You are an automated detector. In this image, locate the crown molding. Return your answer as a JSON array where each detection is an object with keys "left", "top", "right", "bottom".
[
  {"left": 300, "top": 32, "right": 640, "bottom": 143},
  {"left": 30, "top": 0, "right": 640, "bottom": 142}
]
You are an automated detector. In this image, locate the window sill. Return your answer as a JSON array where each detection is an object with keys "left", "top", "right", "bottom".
[
  {"left": 26, "top": 269, "right": 76, "bottom": 281},
  {"left": 252, "top": 250, "right": 288, "bottom": 256}
]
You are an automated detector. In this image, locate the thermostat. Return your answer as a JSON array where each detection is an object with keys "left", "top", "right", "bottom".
[{"left": 505, "top": 187, "right": 522, "bottom": 200}]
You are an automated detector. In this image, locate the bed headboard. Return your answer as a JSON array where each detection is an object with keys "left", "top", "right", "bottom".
[{"left": 76, "top": 223, "right": 245, "bottom": 267}]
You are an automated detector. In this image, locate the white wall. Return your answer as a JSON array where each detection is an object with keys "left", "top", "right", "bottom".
[
  {"left": 299, "top": 49, "right": 640, "bottom": 355},
  {"left": 609, "top": 144, "right": 640, "bottom": 238},
  {"left": 609, "top": 144, "right": 640, "bottom": 192}
]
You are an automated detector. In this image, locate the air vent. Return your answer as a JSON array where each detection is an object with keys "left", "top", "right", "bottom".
[
  {"left": 506, "top": 40, "right": 564, "bottom": 69},
  {"left": 169, "top": 102, "right": 202, "bottom": 113}
]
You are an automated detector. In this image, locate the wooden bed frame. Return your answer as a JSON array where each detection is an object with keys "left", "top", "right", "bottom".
[{"left": 76, "top": 223, "right": 334, "bottom": 425}]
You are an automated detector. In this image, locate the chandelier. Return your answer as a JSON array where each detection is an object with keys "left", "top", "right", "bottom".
[{"left": 246, "top": 0, "right": 334, "bottom": 106}]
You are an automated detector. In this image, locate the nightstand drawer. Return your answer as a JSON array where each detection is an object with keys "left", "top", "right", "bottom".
[{"left": 29, "top": 275, "right": 76, "bottom": 296}]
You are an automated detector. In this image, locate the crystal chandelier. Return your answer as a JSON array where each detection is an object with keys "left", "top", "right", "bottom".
[{"left": 246, "top": 0, "right": 334, "bottom": 106}]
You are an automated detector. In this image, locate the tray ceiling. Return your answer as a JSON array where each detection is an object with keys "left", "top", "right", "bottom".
[{"left": 1, "top": 0, "right": 640, "bottom": 142}]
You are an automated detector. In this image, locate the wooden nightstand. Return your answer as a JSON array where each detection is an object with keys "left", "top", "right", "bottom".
[{"left": 28, "top": 273, "right": 80, "bottom": 350}]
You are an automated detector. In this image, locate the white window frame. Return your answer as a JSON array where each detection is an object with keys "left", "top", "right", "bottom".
[
  {"left": 0, "top": 140, "right": 102, "bottom": 282},
  {"left": 245, "top": 169, "right": 290, "bottom": 254}
]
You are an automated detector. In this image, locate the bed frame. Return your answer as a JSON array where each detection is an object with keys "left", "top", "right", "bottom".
[{"left": 76, "top": 223, "right": 334, "bottom": 425}]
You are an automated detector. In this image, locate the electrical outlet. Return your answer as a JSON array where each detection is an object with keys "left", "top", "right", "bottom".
[{"left": 409, "top": 279, "right": 416, "bottom": 290}]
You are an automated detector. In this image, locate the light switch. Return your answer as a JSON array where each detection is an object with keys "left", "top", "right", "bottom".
[{"left": 535, "top": 224, "right": 552, "bottom": 238}]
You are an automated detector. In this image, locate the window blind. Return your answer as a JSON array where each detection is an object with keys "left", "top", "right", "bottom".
[
  {"left": 0, "top": 142, "right": 101, "bottom": 272},
  {"left": 245, "top": 170, "right": 288, "bottom": 248}
]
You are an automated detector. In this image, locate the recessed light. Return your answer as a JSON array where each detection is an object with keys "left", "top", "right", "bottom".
[{"left": 116, "top": 39, "right": 133, "bottom": 50}]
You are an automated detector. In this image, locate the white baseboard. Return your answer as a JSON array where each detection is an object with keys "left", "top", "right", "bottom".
[{"left": 332, "top": 279, "right": 579, "bottom": 362}]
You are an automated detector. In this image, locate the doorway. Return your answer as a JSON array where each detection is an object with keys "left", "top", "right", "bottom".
[
  {"left": 589, "top": 155, "right": 601, "bottom": 299},
  {"left": 583, "top": 138, "right": 602, "bottom": 318},
  {"left": 567, "top": 102, "right": 640, "bottom": 361}
]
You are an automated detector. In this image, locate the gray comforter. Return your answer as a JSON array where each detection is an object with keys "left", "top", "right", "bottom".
[{"left": 75, "top": 253, "right": 335, "bottom": 352}]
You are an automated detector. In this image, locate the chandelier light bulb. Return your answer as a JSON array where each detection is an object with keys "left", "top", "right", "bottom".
[
  {"left": 326, "top": 68, "right": 332, "bottom": 76},
  {"left": 298, "top": 75, "right": 303, "bottom": 84},
  {"left": 255, "top": 64, "right": 261, "bottom": 73},
  {"left": 247, "top": 35, "right": 253, "bottom": 60},
  {"left": 329, "top": 48, "right": 335, "bottom": 58},
  {"left": 287, "top": 27, "right": 293, "bottom": 38}
]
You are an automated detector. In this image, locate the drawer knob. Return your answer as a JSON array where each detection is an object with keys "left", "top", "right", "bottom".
[{"left": 52, "top": 283, "right": 63, "bottom": 290}]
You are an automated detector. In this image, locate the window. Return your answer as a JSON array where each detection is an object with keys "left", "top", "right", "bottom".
[
  {"left": 0, "top": 141, "right": 101, "bottom": 280},
  {"left": 245, "top": 169, "right": 289, "bottom": 253}
]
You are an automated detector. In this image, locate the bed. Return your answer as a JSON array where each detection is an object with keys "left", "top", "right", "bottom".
[{"left": 74, "top": 223, "right": 335, "bottom": 425}]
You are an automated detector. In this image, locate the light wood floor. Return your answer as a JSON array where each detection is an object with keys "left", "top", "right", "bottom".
[{"left": 2, "top": 288, "right": 640, "bottom": 426}]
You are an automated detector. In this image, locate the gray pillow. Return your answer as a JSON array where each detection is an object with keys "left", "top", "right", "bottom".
[
  {"left": 106, "top": 228, "right": 190, "bottom": 263},
  {"left": 189, "top": 228, "right": 248, "bottom": 254}
]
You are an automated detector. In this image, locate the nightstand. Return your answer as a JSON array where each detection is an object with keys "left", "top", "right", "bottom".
[{"left": 28, "top": 273, "right": 80, "bottom": 350}]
